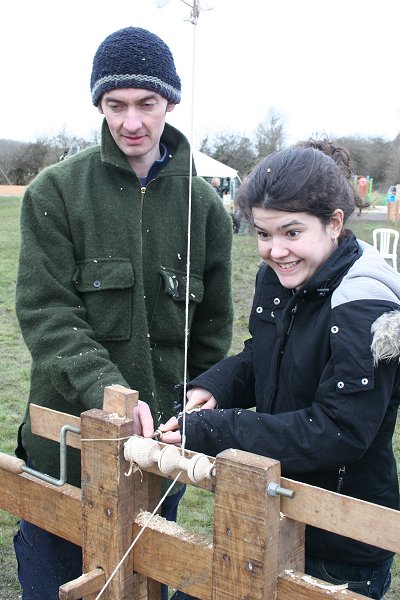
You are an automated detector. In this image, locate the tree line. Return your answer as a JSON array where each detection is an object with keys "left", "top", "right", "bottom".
[{"left": 1, "top": 110, "right": 399, "bottom": 192}]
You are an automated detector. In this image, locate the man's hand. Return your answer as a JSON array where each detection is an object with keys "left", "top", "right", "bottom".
[{"left": 132, "top": 400, "right": 154, "bottom": 437}]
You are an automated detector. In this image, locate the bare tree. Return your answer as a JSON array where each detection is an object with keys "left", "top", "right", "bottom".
[
  {"left": 0, "top": 129, "right": 99, "bottom": 185},
  {"left": 199, "top": 130, "right": 256, "bottom": 178},
  {"left": 383, "top": 135, "right": 400, "bottom": 189},
  {"left": 0, "top": 140, "right": 24, "bottom": 184},
  {"left": 7, "top": 141, "right": 49, "bottom": 185},
  {"left": 254, "top": 108, "right": 286, "bottom": 159},
  {"left": 334, "top": 135, "right": 391, "bottom": 190}
]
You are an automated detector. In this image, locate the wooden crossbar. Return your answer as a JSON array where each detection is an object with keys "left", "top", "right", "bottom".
[
  {"left": 0, "top": 385, "right": 397, "bottom": 600},
  {"left": 25, "top": 402, "right": 400, "bottom": 554}
]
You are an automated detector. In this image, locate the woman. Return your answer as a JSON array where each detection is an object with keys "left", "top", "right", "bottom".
[{"left": 136, "top": 140, "right": 400, "bottom": 599}]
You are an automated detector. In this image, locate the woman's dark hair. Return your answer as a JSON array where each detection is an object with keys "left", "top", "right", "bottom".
[{"left": 237, "top": 139, "right": 368, "bottom": 230}]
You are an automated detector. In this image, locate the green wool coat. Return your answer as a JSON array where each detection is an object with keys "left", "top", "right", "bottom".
[{"left": 16, "top": 121, "right": 233, "bottom": 486}]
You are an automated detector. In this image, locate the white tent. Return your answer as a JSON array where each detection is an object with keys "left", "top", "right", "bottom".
[{"left": 193, "top": 150, "right": 238, "bottom": 180}]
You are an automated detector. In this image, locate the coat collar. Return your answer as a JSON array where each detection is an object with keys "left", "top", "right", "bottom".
[{"left": 99, "top": 119, "right": 197, "bottom": 179}]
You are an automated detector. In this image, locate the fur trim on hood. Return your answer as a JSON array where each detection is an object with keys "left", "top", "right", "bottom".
[{"left": 371, "top": 310, "right": 400, "bottom": 366}]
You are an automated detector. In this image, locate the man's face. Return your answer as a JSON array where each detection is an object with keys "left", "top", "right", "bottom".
[{"left": 99, "top": 88, "right": 175, "bottom": 172}]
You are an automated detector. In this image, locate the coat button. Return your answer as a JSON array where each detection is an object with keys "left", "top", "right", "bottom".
[
  {"left": 256, "top": 306, "right": 263, "bottom": 313},
  {"left": 331, "top": 326, "right": 339, "bottom": 333},
  {"left": 337, "top": 381, "right": 344, "bottom": 389},
  {"left": 361, "top": 378, "right": 368, "bottom": 385},
  {"left": 273, "top": 298, "right": 281, "bottom": 305},
  {"left": 93, "top": 280, "right": 101, "bottom": 288}
]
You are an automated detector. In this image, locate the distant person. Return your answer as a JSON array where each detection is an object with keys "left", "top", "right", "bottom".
[
  {"left": 357, "top": 175, "right": 368, "bottom": 199},
  {"left": 13, "top": 26, "right": 233, "bottom": 599},
  {"left": 136, "top": 139, "right": 400, "bottom": 600},
  {"left": 231, "top": 207, "right": 242, "bottom": 233},
  {"left": 210, "top": 176, "right": 222, "bottom": 197}
]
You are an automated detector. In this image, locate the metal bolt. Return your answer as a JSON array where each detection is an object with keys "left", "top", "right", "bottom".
[{"left": 267, "top": 481, "right": 295, "bottom": 498}]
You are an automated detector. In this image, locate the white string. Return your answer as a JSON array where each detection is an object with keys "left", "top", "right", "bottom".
[
  {"left": 181, "top": 1, "right": 198, "bottom": 454},
  {"left": 94, "top": 5, "right": 200, "bottom": 597},
  {"left": 80, "top": 436, "right": 130, "bottom": 442}
]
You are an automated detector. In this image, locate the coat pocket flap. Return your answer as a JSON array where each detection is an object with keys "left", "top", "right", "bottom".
[
  {"left": 73, "top": 258, "right": 134, "bottom": 292},
  {"left": 159, "top": 268, "right": 204, "bottom": 303}
]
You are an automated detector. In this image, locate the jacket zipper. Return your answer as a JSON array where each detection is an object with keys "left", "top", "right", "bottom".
[
  {"left": 140, "top": 186, "right": 146, "bottom": 250},
  {"left": 267, "top": 301, "right": 298, "bottom": 412},
  {"left": 285, "top": 304, "right": 297, "bottom": 340}
]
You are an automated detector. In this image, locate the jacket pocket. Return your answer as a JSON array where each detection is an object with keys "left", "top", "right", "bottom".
[
  {"left": 73, "top": 258, "right": 134, "bottom": 341},
  {"left": 149, "top": 267, "right": 204, "bottom": 344}
]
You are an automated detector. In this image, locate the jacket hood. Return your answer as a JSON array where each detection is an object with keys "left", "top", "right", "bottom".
[
  {"left": 371, "top": 310, "right": 400, "bottom": 365},
  {"left": 333, "top": 239, "right": 400, "bottom": 365}
]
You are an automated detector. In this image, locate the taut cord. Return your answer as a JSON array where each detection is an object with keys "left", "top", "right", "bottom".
[
  {"left": 94, "top": 3, "right": 202, "bottom": 597},
  {"left": 182, "top": 8, "right": 198, "bottom": 453}
]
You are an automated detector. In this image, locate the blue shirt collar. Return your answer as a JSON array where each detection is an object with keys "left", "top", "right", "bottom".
[{"left": 139, "top": 143, "right": 169, "bottom": 186}]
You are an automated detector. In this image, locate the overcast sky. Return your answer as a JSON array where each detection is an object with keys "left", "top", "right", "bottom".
[{"left": 2, "top": 0, "right": 400, "bottom": 148}]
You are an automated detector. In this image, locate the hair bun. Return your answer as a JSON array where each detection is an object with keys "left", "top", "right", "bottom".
[{"left": 300, "top": 138, "right": 351, "bottom": 180}]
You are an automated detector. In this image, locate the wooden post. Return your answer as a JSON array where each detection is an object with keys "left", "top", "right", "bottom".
[
  {"left": 80, "top": 386, "right": 161, "bottom": 600},
  {"left": 102, "top": 385, "right": 139, "bottom": 418},
  {"left": 387, "top": 184, "right": 399, "bottom": 228},
  {"left": 212, "top": 449, "right": 282, "bottom": 600}
]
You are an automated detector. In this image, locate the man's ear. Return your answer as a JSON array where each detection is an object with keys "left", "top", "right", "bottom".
[
  {"left": 98, "top": 103, "right": 104, "bottom": 115},
  {"left": 166, "top": 103, "right": 176, "bottom": 114}
]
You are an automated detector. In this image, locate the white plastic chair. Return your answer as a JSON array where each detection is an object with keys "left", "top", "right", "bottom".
[{"left": 372, "top": 228, "right": 399, "bottom": 270}]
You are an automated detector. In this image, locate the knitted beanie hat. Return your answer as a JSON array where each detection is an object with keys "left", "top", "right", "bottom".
[{"left": 90, "top": 27, "right": 181, "bottom": 106}]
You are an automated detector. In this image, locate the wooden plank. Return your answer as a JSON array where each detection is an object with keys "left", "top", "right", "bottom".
[
  {"left": 131, "top": 511, "right": 304, "bottom": 598},
  {"left": 30, "top": 404, "right": 81, "bottom": 450},
  {"left": 132, "top": 511, "right": 213, "bottom": 599},
  {"left": 279, "top": 516, "right": 305, "bottom": 572},
  {"left": 277, "top": 570, "right": 368, "bottom": 599},
  {"left": 81, "top": 407, "right": 161, "bottom": 600},
  {"left": 280, "top": 477, "right": 400, "bottom": 554},
  {"left": 0, "top": 467, "right": 81, "bottom": 545},
  {"left": 212, "top": 449, "right": 282, "bottom": 600},
  {"left": 59, "top": 568, "right": 105, "bottom": 600}
]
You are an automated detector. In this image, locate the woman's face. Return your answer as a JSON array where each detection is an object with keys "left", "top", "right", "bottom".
[{"left": 252, "top": 207, "right": 343, "bottom": 290}]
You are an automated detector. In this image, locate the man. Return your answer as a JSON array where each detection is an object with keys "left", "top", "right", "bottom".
[{"left": 13, "top": 26, "right": 233, "bottom": 599}]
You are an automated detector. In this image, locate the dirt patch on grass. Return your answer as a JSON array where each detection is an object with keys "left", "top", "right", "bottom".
[{"left": 0, "top": 186, "right": 25, "bottom": 197}]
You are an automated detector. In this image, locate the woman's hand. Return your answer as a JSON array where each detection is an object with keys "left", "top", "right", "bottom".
[
  {"left": 185, "top": 387, "right": 217, "bottom": 411},
  {"left": 158, "top": 387, "right": 217, "bottom": 445},
  {"left": 158, "top": 417, "right": 181, "bottom": 445}
]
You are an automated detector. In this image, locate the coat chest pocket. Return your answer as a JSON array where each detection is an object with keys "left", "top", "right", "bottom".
[
  {"left": 149, "top": 268, "right": 204, "bottom": 344},
  {"left": 73, "top": 258, "right": 134, "bottom": 341}
]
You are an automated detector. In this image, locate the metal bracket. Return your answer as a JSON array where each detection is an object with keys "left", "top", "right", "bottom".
[{"left": 21, "top": 424, "right": 81, "bottom": 486}]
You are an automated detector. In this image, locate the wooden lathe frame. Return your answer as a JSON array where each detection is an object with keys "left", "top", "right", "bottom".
[{"left": 0, "top": 384, "right": 399, "bottom": 600}]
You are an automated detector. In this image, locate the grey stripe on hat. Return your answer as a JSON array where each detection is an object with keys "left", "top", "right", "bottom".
[{"left": 91, "top": 73, "right": 181, "bottom": 105}]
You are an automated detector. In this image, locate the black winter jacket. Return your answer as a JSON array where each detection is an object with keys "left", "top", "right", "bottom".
[{"left": 181, "top": 233, "right": 400, "bottom": 565}]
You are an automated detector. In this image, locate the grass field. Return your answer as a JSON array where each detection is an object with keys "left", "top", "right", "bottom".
[{"left": 0, "top": 196, "right": 399, "bottom": 599}]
